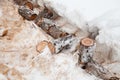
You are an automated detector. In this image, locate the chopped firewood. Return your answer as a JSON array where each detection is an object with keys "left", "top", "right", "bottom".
[
  {"left": 42, "top": 6, "right": 60, "bottom": 19},
  {"left": 18, "top": 2, "right": 64, "bottom": 39},
  {"left": 42, "top": 6, "right": 54, "bottom": 19},
  {"left": 36, "top": 40, "right": 49, "bottom": 52},
  {"left": 36, "top": 35, "right": 77, "bottom": 54},
  {"left": 53, "top": 34, "right": 77, "bottom": 53},
  {"left": 35, "top": 18, "right": 69, "bottom": 39},
  {"left": 78, "top": 37, "right": 119, "bottom": 80},
  {"left": 35, "top": 5, "right": 60, "bottom": 20},
  {"left": 16, "top": 1, "right": 120, "bottom": 79},
  {"left": 47, "top": 25, "right": 69, "bottom": 39},
  {"left": 78, "top": 38, "right": 95, "bottom": 64},
  {"left": 18, "top": 6, "right": 37, "bottom": 20},
  {"left": 36, "top": 40, "right": 55, "bottom": 53}
]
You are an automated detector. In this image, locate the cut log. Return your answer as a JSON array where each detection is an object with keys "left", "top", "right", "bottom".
[
  {"left": 78, "top": 38, "right": 119, "bottom": 80},
  {"left": 81, "top": 38, "right": 94, "bottom": 47},
  {"left": 53, "top": 34, "right": 76, "bottom": 53},
  {"left": 35, "top": 18, "right": 69, "bottom": 39},
  {"left": 36, "top": 40, "right": 56, "bottom": 53},
  {"left": 18, "top": 6, "right": 37, "bottom": 20}
]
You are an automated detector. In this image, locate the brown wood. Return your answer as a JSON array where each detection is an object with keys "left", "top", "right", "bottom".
[
  {"left": 18, "top": 6, "right": 37, "bottom": 20},
  {"left": 36, "top": 40, "right": 56, "bottom": 53},
  {"left": 78, "top": 38, "right": 119, "bottom": 80},
  {"left": 48, "top": 42, "right": 56, "bottom": 53},
  {"left": 24, "top": 1, "right": 33, "bottom": 10},
  {"left": 36, "top": 40, "right": 49, "bottom": 53},
  {"left": 81, "top": 38, "right": 94, "bottom": 47}
]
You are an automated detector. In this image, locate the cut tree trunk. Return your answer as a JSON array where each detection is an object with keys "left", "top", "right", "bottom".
[{"left": 78, "top": 38, "right": 119, "bottom": 80}]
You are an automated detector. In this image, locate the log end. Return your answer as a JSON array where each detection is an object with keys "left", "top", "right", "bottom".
[{"left": 81, "top": 38, "right": 94, "bottom": 47}]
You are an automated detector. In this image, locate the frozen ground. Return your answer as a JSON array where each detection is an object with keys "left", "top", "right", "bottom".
[{"left": 0, "top": 0, "right": 120, "bottom": 80}]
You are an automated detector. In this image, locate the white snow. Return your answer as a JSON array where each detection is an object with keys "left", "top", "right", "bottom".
[
  {"left": 45, "top": 0, "right": 120, "bottom": 21},
  {"left": 1, "top": 0, "right": 120, "bottom": 80},
  {"left": 0, "top": 9, "right": 2, "bottom": 17},
  {"left": 0, "top": 74, "right": 7, "bottom": 80},
  {"left": 44, "top": 0, "right": 120, "bottom": 78}
]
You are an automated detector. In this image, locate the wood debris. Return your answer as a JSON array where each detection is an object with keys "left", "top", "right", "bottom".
[
  {"left": 16, "top": 1, "right": 120, "bottom": 80},
  {"left": 36, "top": 40, "right": 55, "bottom": 53}
]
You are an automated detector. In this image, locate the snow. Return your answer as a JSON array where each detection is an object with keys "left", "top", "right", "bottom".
[
  {"left": 88, "top": 9, "right": 120, "bottom": 64},
  {"left": 45, "top": 0, "right": 120, "bottom": 78},
  {"left": 0, "top": 9, "right": 2, "bottom": 17},
  {"left": 0, "top": 74, "right": 7, "bottom": 80},
  {"left": 46, "top": 0, "right": 120, "bottom": 21},
  {"left": 0, "top": 0, "right": 120, "bottom": 80}
]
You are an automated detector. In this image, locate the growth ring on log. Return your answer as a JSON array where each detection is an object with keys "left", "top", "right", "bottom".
[{"left": 81, "top": 38, "right": 94, "bottom": 47}]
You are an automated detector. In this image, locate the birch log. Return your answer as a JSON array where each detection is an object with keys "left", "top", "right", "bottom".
[
  {"left": 18, "top": 6, "right": 37, "bottom": 20},
  {"left": 78, "top": 38, "right": 119, "bottom": 80},
  {"left": 53, "top": 34, "right": 77, "bottom": 53}
]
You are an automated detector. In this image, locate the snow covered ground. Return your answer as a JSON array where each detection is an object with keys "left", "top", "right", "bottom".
[
  {"left": 46, "top": 0, "right": 120, "bottom": 78},
  {"left": 0, "top": 0, "right": 120, "bottom": 80}
]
